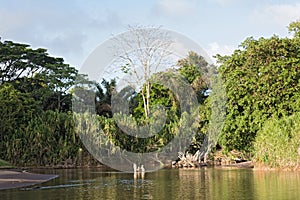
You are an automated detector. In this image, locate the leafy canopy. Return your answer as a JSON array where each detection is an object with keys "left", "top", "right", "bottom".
[{"left": 217, "top": 21, "right": 300, "bottom": 152}]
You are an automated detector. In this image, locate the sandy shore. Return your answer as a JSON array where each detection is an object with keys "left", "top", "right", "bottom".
[{"left": 0, "top": 170, "right": 58, "bottom": 190}]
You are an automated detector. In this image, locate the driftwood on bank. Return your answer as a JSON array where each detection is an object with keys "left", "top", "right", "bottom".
[
  {"left": 173, "top": 150, "right": 208, "bottom": 168},
  {"left": 172, "top": 150, "right": 254, "bottom": 169}
]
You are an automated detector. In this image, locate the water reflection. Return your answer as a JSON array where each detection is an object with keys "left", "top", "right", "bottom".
[
  {"left": 1, "top": 168, "right": 300, "bottom": 200},
  {"left": 253, "top": 170, "right": 300, "bottom": 200},
  {"left": 134, "top": 171, "right": 145, "bottom": 179}
]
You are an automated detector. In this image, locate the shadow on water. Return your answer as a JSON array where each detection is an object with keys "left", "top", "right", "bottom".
[{"left": 1, "top": 167, "right": 300, "bottom": 200}]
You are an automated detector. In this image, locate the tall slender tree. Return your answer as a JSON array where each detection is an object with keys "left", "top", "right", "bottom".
[{"left": 114, "top": 26, "right": 174, "bottom": 118}]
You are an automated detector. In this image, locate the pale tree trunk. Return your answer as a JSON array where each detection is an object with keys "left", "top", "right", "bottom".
[
  {"left": 146, "top": 81, "right": 150, "bottom": 118},
  {"left": 141, "top": 81, "right": 151, "bottom": 118},
  {"left": 141, "top": 87, "right": 148, "bottom": 118}
]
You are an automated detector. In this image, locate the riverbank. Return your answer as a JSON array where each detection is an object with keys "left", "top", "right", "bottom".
[
  {"left": 169, "top": 149, "right": 300, "bottom": 171},
  {"left": 253, "top": 162, "right": 300, "bottom": 171}
]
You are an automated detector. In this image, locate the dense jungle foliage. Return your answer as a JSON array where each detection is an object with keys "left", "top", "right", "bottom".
[{"left": 1, "top": 20, "right": 300, "bottom": 168}]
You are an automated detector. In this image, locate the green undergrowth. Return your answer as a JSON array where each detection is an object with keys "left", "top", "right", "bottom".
[{"left": 254, "top": 112, "right": 300, "bottom": 169}]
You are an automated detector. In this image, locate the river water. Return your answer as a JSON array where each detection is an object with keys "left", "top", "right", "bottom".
[{"left": 1, "top": 167, "right": 300, "bottom": 200}]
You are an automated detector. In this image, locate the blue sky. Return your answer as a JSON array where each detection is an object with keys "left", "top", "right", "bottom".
[{"left": 1, "top": 0, "right": 300, "bottom": 67}]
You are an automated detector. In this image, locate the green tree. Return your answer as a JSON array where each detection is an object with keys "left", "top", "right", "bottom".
[
  {"left": 0, "top": 39, "right": 82, "bottom": 166},
  {"left": 112, "top": 52, "right": 211, "bottom": 153},
  {"left": 95, "top": 79, "right": 116, "bottom": 117},
  {"left": 288, "top": 19, "right": 300, "bottom": 38},
  {"left": 177, "top": 51, "right": 211, "bottom": 103},
  {"left": 217, "top": 21, "right": 300, "bottom": 153},
  {"left": 0, "top": 39, "right": 78, "bottom": 111}
]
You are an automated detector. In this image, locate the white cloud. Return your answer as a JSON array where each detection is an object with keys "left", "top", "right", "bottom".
[
  {"left": 205, "top": 42, "right": 235, "bottom": 64},
  {"left": 0, "top": 2, "right": 124, "bottom": 67},
  {"left": 154, "top": 0, "right": 197, "bottom": 17},
  {"left": 250, "top": 3, "right": 300, "bottom": 27}
]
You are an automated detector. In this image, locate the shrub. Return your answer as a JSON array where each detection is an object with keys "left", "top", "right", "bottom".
[{"left": 254, "top": 112, "right": 300, "bottom": 169}]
